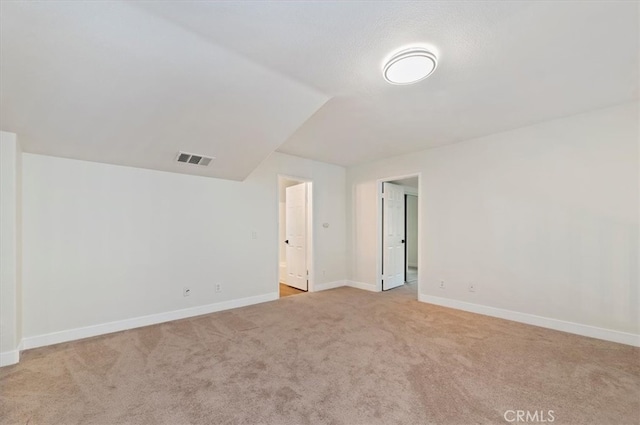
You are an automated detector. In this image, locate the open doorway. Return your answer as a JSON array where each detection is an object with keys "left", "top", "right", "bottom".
[
  {"left": 378, "top": 174, "right": 420, "bottom": 297},
  {"left": 278, "top": 175, "right": 313, "bottom": 298},
  {"left": 405, "top": 186, "right": 419, "bottom": 285}
]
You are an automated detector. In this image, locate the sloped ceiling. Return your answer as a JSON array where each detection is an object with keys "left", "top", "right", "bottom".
[
  {"left": 1, "top": 1, "right": 638, "bottom": 179},
  {"left": 0, "top": 1, "right": 327, "bottom": 180}
]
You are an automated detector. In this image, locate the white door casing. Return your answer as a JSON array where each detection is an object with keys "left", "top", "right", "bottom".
[
  {"left": 382, "top": 182, "right": 405, "bottom": 290},
  {"left": 285, "top": 182, "right": 308, "bottom": 291}
]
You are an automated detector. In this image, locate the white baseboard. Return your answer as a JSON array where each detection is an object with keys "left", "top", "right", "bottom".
[
  {"left": 419, "top": 294, "right": 640, "bottom": 347},
  {"left": 22, "top": 292, "right": 279, "bottom": 351},
  {"left": 313, "top": 280, "right": 346, "bottom": 291},
  {"left": 346, "top": 280, "right": 378, "bottom": 292},
  {"left": 0, "top": 346, "right": 20, "bottom": 367}
]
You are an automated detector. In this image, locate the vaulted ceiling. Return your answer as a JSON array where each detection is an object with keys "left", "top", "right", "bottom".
[{"left": 1, "top": 1, "right": 638, "bottom": 180}]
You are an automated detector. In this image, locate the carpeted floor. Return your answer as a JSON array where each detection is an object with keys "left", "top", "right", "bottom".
[{"left": 1, "top": 285, "right": 639, "bottom": 425}]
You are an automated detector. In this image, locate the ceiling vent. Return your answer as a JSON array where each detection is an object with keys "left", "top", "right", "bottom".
[{"left": 176, "top": 151, "right": 214, "bottom": 166}]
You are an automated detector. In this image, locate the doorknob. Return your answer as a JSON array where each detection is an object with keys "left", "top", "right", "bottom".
[
  {"left": 285, "top": 240, "right": 289, "bottom": 244},
  {"left": 401, "top": 239, "right": 405, "bottom": 244}
]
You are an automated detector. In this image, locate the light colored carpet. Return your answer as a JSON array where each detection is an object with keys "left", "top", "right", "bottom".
[{"left": 1, "top": 285, "right": 638, "bottom": 425}]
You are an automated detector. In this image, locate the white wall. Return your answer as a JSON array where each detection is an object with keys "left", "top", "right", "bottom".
[
  {"left": 11, "top": 101, "right": 639, "bottom": 351},
  {"left": 0, "top": 131, "right": 22, "bottom": 365},
  {"left": 347, "top": 102, "right": 639, "bottom": 342},
  {"left": 21, "top": 152, "right": 346, "bottom": 345}
]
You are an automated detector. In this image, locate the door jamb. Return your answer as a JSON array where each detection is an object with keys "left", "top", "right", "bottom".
[{"left": 404, "top": 194, "right": 408, "bottom": 284}]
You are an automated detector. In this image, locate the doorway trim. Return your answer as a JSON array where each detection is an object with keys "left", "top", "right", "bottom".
[
  {"left": 277, "top": 174, "right": 315, "bottom": 294},
  {"left": 376, "top": 173, "right": 421, "bottom": 295}
]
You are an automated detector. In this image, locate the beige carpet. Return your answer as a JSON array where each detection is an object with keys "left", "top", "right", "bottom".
[{"left": 1, "top": 285, "right": 638, "bottom": 425}]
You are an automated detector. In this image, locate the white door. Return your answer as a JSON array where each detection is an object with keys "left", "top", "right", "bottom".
[
  {"left": 285, "top": 183, "right": 308, "bottom": 291},
  {"left": 383, "top": 182, "right": 405, "bottom": 290}
]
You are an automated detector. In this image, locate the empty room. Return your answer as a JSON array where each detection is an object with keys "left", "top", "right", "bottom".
[{"left": 1, "top": 1, "right": 638, "bottom": 424}]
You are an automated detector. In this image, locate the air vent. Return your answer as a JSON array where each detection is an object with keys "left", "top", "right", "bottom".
[{"left": 176, "top": 151, "right": 214, "bottom": 167}]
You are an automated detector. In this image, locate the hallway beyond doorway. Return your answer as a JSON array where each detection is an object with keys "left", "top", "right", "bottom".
[
  {"left": 280, "top": 283, "right": 305, "bottom": 298},
  {"left": 407, "top": 266, "right": 417, "bottom": 284}
]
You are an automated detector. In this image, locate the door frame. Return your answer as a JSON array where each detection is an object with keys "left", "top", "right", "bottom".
[
  {"left": 380, "top": 182, "right": 406, "bottom": 291},
  {"left": 376, "top": 173, "right": 421, "bottom": 294},
  {"left": 404, "top": 194, "right": 408, "bottom": 284},
  {"left": 277, "top": 174, "right": 314, "bottom": 293}
]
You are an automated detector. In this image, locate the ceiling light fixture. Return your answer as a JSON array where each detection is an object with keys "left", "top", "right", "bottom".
[{"left": 383, "top": 47, "right": 438, "bottom": 85}]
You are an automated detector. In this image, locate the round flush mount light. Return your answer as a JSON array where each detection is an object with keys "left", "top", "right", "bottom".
[{"left": 383, "top": 47, "right": 438, "bottom": 85}]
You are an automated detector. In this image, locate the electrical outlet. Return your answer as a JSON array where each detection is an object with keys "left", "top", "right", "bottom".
[
  {"left": 215, "top": 283, "right": 222, "bottom": 293},
  {"left": 468, "top": 283, "right": 476, "bottom": 292},
  {"left": 183, "top": 287, "right": 191, "bottom": 297},
  {"left": 251, "top": 231, "right": 257, "bottom": 240},
  {"left": 439, "top": 280, "right": 445, "bottom": 289}
]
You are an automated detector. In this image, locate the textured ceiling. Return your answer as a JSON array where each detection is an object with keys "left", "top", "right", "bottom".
[{"left": 1, "top": 1, "right": 638, "bottom": 178}]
